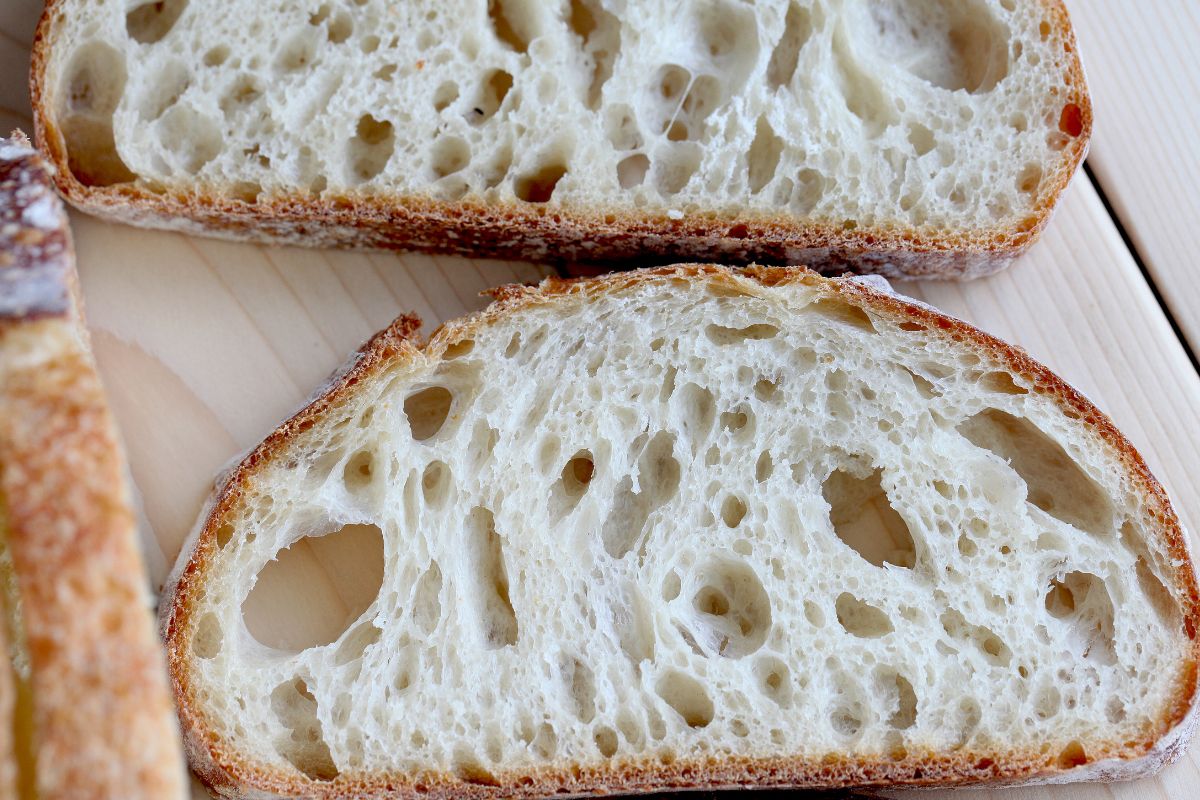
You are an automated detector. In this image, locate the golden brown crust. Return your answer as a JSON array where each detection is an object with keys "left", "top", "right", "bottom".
[
  {"left": 162, "top": 264, "right": 1197, "bottom": 799},
  {"left": 29, "top": 1, "right": 1091, "bottom": 280},
  {"left": 0, "top": 137, "right": 187, "bottom": 798},
  {"left": 0, "top": 575, "right": 17, "bottom": 800}
]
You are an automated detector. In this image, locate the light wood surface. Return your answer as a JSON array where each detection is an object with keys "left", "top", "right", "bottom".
[
  {"left": 3, "top": 0, "right": 1200, "bottom": 797},
  {"left": 1067, "top": 0, "right": 1200, "bottom": 351}
]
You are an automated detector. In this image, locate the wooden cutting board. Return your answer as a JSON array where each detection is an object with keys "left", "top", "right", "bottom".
[{"left": 3, "top": 1, "right": 1199, "bottom": 797}]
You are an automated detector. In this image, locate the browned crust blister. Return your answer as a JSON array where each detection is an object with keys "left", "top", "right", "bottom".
[
  {"left": 0, "top": 136, "right": 187, "bottom": 798},
  {"left": 162, "top": 264, "right": 1200, "bottom": 800},
  {"left": 29, "top": 1, "right": 1091, "bottom": 279}
]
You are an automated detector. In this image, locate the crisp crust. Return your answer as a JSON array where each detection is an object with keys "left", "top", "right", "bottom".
[
  {"left": 29, "top": 1, "right": 1091, "bottom": 280},
  {"left": 0, "top": 131, "right": 71, "bottom": 319},
  {"left": 0, "top": 137, "right": 187, "bottom": 798},
  {"left": 0, "top": 566, "right": 16, "bottom": 800},
  {"left": 162, "top": 264, "right": 1199, "bottom": 799}
]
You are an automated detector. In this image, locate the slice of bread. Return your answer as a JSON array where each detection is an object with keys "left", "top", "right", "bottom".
[
  {"left": 0, "top": 133, "right": 187, "bottom": 798},
  {"left": 32, "top": 0, "right": 1089, "bottom": 277},
  {"left": 162, "top": 265, "right": 1198, "bottom": 798}
]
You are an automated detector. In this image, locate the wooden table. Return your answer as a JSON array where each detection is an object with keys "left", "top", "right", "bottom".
[{"left": 2, "top": 2, "right": 1197, "bottom": 797}]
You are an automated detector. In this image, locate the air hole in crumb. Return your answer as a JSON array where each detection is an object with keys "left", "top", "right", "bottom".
[
  {"left": 203, "top": 45, "right": 230, "bottom": 66},
  {"left": 468, "top": 507, "right": 518, "bottom": 648},
  {"left": 1045, "top": 572, "right": 1116, "bottom": 664},
  {"left": 567, "top": 658, "right": 597, "bottom": 723},
  {"left": 453, "top": 748, "right": 500, "bottom": 786},
  {"left": 721, "top": 410, "right": 749, "bottom": 432},
  {"left": 348, "top": 114, "right": 395, "bottom": 182},
  {"left": 405, "top": 386, "right": 453, "bottom": 441},
  {"left": 1034, "top": 683, "right": 1060, "bottom": 720},
  {"left": 755, "top": 657, "right": 792, "bottom": 706},
  {"left": 333, "top": 622, "right": 381, "bottom": 666},
  {"left": 720, "top": 495, "right": 747, "bottom": 527},
  {"left": 981, "top": 371, "right": 1028, "bottom": 394},
  {"left": 755, "top": 378, "right": 780, "bottom": 402},
  {"left": 601, "top": 433, "right": 679, "bottom": 558},
  {"left": 126, "top": 0, "right": 188, "bottom": 43},
  {"left": 867, "top": 0, "right": 1010, "bottom": 93},
  {"left": 59, "top": 42, "right": 136, "bottom": 186},
  {"left": 831, "top": 705, "right": 863, "bottom": 737},
  {"left": 908, "top": 123, "right": 936, "bottom": 156},
  {"left": 755, "top": 451, "right": 774, "bottom": 482},
  {"left": 941, "top": 610, "right": 1012, "bottom": 666},
  {"left": 412, "top": 562, "right": 443, "bottom": 635},
  {"left": 487, "top": 0, "right": 536, "bottom": 53},
  {"left": 594, "top": 726, "right": 618, "bottom": 757},
  {"left": 662, "top": 570, "right": 681, "bottom": 601},
  {"left": 214, "top": 523, "right": 235, "bottom": 549},
  {"left": 342, "top": 449, "right": 374, "bottom": 493},
  {"left": 823, "top": 467, "right": 916, "bottom": 569},
  {"left": 1057, "top": 740, "right": 1088, "bottom": 769},
  {"left": 271, "top": 678, "right": 339, "bottom": 780},
  {"left": 326, "top": 12, "right": 353, "bottom": 43},
  {"left": 809, "top": 299, "right": 877, "bottom": 333},
  {"left": 656, "top": 671, "right": 713, "bottom": 728},
  {"left": 888, "top": 672, "right": 917, "bottom": 729},
  {"left": 157, "top": 105, "right": 222, "bottom": 173},
  {"left": 192, "top": 612, "right": 222, "bottom": 659},
  {"left": 443, "top": 339, "right": 475, "bottom": 359},
  {"left": 470, "top": 70, "right": 513, "bottom": 124},
  {"left": 1017, "top": 164, "right": 1043, "bottom": 196},
  {"left": 747, "top": 116, "right": 784, "bottom": 194},
  {"left": 244, "top": 523, "right": 384, "bottom": 652},
  {"left": 568, "top": 0, "right": 620, "bottom": 109},
  {"left": 515, "top": 160, "right": 568, "bottom": 203},
  {"left": 958, "top": 409, "right": 1111, "bottom": 534},
  {"left": 689, "top": 558, "right": 771, "bottom": 657},
  {"left": 706, "top": 323, "right": 779, "bottom": 345},
  {"left": 433, "top": 81, "right": 459, "bottom": 111},
  {"left": 504, "top": 332, "right": 522, "bottom": 357},
  {"left": 1059, "top": 104, "right": 1084, "bottom": 138},
  {"left": 767, "top": 2, "right": 812, "bottom": 89},
  {"left": 553, "top": 450, "right": 595, "bottom": 520},
  {"left": 617, "top": 154, "right": 650, "bottom": 188},
  {"left": 421, "top": 460, "right": 451, "bottom": 509},
  {"left": 836, "top": 593, "right": 894, "bottom": 638},
  {"left": 277, "top": 29, "right": 320, "bottom": 71},
  {"left": 430, "top": 136, "right": 471, "bottom": 179},
  {"left": 678, "top": 383, "right": 716, "bottom": 446}
]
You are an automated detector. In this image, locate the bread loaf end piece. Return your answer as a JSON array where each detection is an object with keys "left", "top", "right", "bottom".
[{"left": 0, "top": 134, "right": 188, "bottom": 799}]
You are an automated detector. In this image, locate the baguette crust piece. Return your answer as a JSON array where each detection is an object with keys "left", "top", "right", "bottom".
[
  {"left": 30, "top": 1, "right": 1090, "bottom": 279},
  {"left": 0, "top": 135, "right": 187, "bottom": 798},
  {"left": 162, "top": 265, "right": 1199, "bottom": 799}
]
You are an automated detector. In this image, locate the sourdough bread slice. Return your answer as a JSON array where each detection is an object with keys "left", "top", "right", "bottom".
[
  {"left": 33, "top": 0, "right": 1089, "bottom": 277},
  {"left": 163, "top": 265, "right": 1198, "bottom": 799},
  {"left": 0, "top": 133, "right": 187, "bottom": 799}
]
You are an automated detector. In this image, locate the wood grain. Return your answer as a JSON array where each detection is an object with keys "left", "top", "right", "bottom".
[
  {"left": 3, "top": 0, "right": 1200, "bottom": 797},
  {"left": 1066, "top": 0, "right": 1200, "bottom": 351}
]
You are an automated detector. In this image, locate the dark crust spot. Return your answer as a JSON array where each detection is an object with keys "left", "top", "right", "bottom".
[{"left": 0, "top": 134, "right": 71, "bottom": 319}]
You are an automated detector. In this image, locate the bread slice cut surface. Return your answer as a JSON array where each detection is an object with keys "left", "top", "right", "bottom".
[
  {"left": 34, "top": 0, "right": 1089, "bottom": 276},
  {"left": 163, "top": 266, "right": 1199, "bottom": 799}
]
